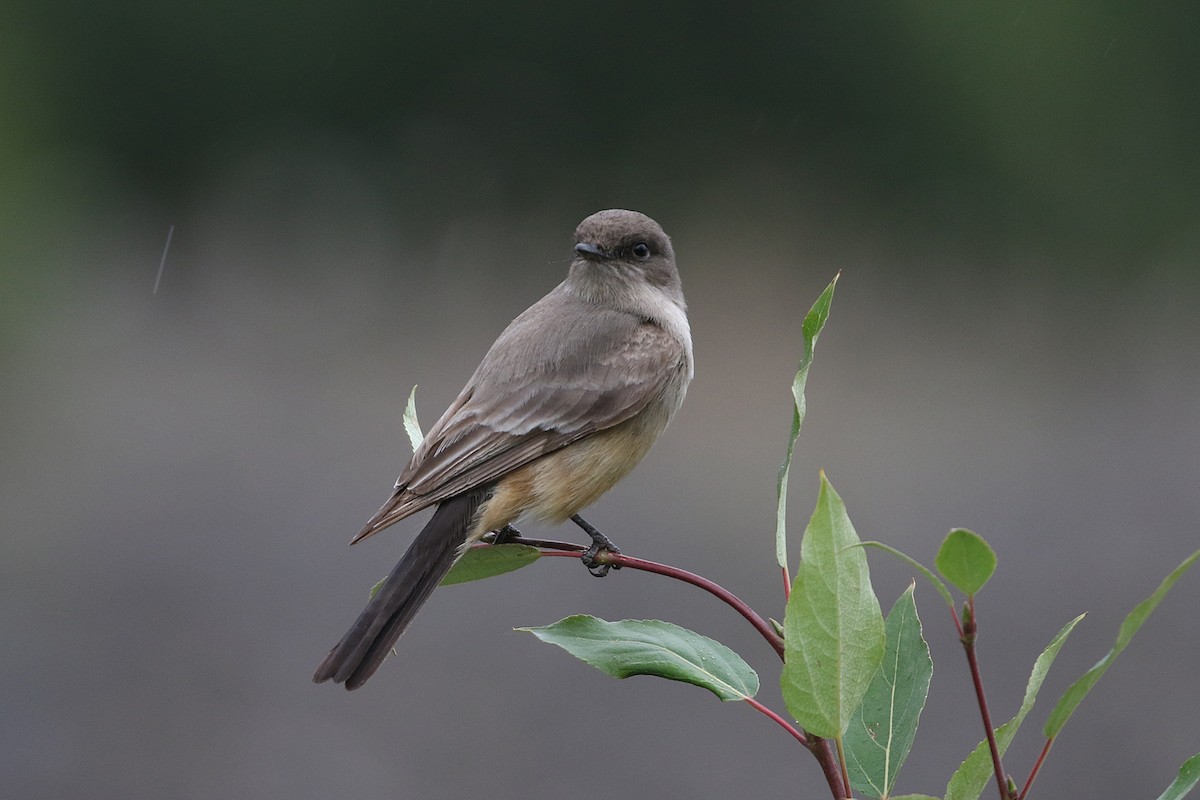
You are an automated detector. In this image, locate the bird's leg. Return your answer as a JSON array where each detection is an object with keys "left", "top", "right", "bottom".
[
  {"left": 571, "top": 514, "right": 622, "bottom": 577},
  {"left": 487, "top": 524, "right": 522, "bottom": 545}
]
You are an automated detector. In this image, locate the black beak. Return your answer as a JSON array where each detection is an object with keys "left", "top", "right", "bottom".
[{"left": 574, "top": 242, "right": 610, "bottom": 260}]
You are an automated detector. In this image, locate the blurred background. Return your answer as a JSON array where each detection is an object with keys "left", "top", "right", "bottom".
[{"left": 3, "top": 2, "right": 1198, "bottom": 798}]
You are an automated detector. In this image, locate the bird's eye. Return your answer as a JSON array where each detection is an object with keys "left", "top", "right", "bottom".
[{"left": 632, "top": 242, "right": 651, "bottom": 259}]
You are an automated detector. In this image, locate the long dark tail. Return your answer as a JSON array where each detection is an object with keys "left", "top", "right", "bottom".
[{"left": 313, "top": 488, "right": 487, "bottom": 690}]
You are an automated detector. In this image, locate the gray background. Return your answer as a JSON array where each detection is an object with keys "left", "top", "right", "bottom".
[{"left": 3, "top": 3, "right": 1198, "bottom": 798}]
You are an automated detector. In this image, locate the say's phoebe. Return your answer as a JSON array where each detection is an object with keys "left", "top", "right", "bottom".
[{"left": 313, "top": 209, "right": 693, "bottom": 690}]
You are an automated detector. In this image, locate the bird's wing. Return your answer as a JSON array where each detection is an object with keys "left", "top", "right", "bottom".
[{"left": 354, "top": 296, "right": 687, "bottom": 541}]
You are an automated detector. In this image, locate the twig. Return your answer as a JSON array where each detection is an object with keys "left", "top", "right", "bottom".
[
  {"left": 1017, "top": 737, "right": 1054, "bottom": 800},
  {"left": 961, "top": 599, "right": 1010, "bottom": 800},
  {"left": 507, "top": 536, "right": 786, "bottom": 660},
  {"left": 809, "top": 735, "right": 851, "bottom": 799},
  {"left": 745, "top": 696, "right": 809, "bottom": 747},
  {"left": 497, "top": 536, "right": 856, "bottom": 797}
]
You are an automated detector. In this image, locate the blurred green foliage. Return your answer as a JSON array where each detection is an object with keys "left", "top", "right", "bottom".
[{"left": 3, "top": 1, "right": 1198, "bottom": 282}]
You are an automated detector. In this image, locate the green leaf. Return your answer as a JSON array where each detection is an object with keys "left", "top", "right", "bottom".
[
  {"left": 935, "top": 529, "right": 996, "bottom": 596},
  {"left": 944, "top": 614, "right": 1085, "bottom": 800},
  {"left": 519, "top": 616, "right": 759, "bottom": 702},
  {"left": 441, "top": 543, "right": 541, "bottom": 586},
  {"left": 861, "top": 541, "right": 955, "bottom": 611},
  {"left": 369, "top": 543, "right": 543, "bottom": 598},
  {"left": 845, "top": 583, "right": 933, "bottom": 799},
  {"left": 890, "top": 796, "right": 942, "bottom": 800},
  {"left": 781, "top": 472, "right": 885, "bottom": 738},
  {"left": 402, "top": 384, "right": 423, "bottom": 453},
  {"left": 1045, "top": 548, "right": 1200, "bottom": 738},
  {"left": 775, "top": 273, "right": 839, "bottom": 571},
  {"left": 1155, "top": 753, "right": 1200, "bottom": 800}
]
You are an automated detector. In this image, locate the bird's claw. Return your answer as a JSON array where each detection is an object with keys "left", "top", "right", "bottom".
[
  {"left": 580, "top": 539, "right": 621, "bottom": 578},
  {"left": 488, "top": 524, "right": 522, "bottom": 545},
  {"left": 571, "top": 513, "right": 623, "bottom": 577}
]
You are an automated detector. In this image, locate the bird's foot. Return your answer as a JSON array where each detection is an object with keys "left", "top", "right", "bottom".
[
  {"left": 571, "top": 514, "right": 622, "bottom": 577},
  {"left": 487, "top": 524, "right": 522, "bottom": 545}
]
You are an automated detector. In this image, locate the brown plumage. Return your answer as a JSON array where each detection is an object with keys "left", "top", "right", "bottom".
[{"left": 314, "top": 209, "right": 692, "bottom": 690}]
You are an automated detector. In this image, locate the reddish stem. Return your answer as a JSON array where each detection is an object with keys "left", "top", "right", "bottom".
[
  {"left": 517, "top": 539, "right": 786, "bottom": 660},
  {"left": 743, "top": 666, "right": 850, "bottom": 800},
  {"left": 810, "top": 736, "right": 851, "bottom": 799},
  {"left": 782, "top": 565, "right": 792, "bottom": 601},
  {"left": 961, "top": 599, "right": 1010, "bottom": 800},
  {"left": 949, "top": 605, "right": 965, "bottom": 640},
  {"left": 745, "top": 696, "right": 809, "bottom": 747},
  {"left": 498, "top": 536, "right": 851, "bottom": 798},
  {"left": 1017, "top": 737, "right": 1054, "bottom": 800}
]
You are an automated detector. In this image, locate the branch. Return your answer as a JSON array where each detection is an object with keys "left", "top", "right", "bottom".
[
  {"left": 1017, "top": 737, "right": 1054, "bottom": 800},
  {"left": 745, "top": 696, "right": 809, "bottom": 747},
  {"left": 810, "top": 735, "right": 851, "bottom": 799},
  {"left": 495, "top": 536, "right": 853, "bottom": 798},
  {"left": 503, "top": 535, "right": 786, "bottom": 660},
  {"left": 961, "top": 599, "right": 1011, "bottom": 800},
  {"left": 743, "top": 700, "right": 848, "bottom": 800}
]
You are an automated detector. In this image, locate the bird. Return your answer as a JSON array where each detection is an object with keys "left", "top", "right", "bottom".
[{"left": 313, "top": 209, "right": 693, "bottom": 690}]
